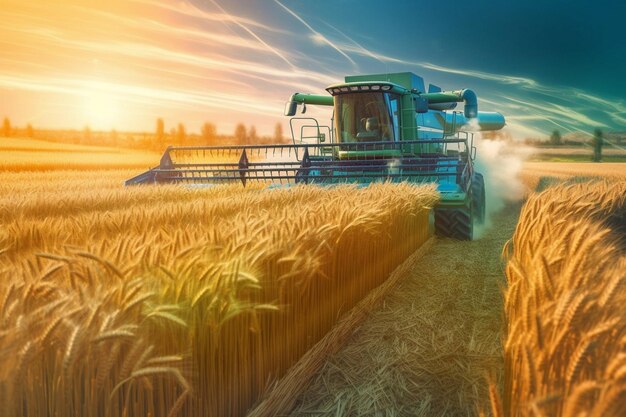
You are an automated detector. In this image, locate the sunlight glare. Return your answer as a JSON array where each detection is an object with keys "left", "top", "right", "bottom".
[{"left": 82, "top": 82, "right": 120, "bottom": 129}]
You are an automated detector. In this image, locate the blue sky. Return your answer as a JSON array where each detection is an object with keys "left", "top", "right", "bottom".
[{"left": 1, "top": 0, "right": 624, "bottom": 139}]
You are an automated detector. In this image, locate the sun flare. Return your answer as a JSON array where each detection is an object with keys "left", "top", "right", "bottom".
[{"left": 83, "top": 85, "right": 120, "bottom": 130}]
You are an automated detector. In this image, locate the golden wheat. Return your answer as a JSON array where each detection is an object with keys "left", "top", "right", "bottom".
[
  {"left": 498, "top": 179, "right": 626, "bottom": 417},
  {"left": 521, "top": 162, "right": 626, "bottom": 192},
  {"left": 0, "top": 137, "right": 157, "bottom": 171},
  {"left": 0, "top": 170, "right": 438, "bottom": 417}
]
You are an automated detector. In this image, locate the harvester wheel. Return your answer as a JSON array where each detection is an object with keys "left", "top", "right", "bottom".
[
  {"left": 471, "top": 173, "right": 486, "bottom": 224},
  {"left": 434, "top": 204, "right": 473, "bottom": 241}
]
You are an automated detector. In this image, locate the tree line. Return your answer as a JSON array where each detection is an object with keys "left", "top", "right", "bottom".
[
  {"left": 151, "top": 120, "right": 284, "bottom": 149},
  {"left": 3, "top": 117, "right": 34, "bottom": 138},
  {"left": 2, "top": 116, "right": 287, "bottom": 150}
]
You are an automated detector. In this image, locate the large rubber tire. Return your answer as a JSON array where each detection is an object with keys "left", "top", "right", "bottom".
[
  {"left": 435, "top": 205, "right": 473, "bottom": 240},
  {"left": 471, "top": 172, "right": 486, "bottom": 225}
]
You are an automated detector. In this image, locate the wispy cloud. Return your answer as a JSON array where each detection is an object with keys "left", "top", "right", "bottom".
[
  {"left": 130, "top": 0, "right": 285, "bottom": 33},
  {"left": 273, "top": 0, "right": 357, "bottom": 68},
  {"left": 0, "top": 0, "right": 622, "bottom": 138},
  {"left": 418, "top": 62, "right": 539, "bottom": 88},
  {"left": 502, "top": 96, "right": 607, "bottom": 128},
  {"left": 0, "top": 0, "right": 346, "bottom": 132},
  {"left": 202, "top": 0, "right": 296, "bottom": 69},
  {"left": 0, "top": 74, "right": 282, "bottom": 116},
  {"left": 320, "top": 21, "right": 391, "bottom": 66}
]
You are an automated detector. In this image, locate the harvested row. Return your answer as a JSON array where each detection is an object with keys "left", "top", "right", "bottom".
[
  {"left": 290, "top": 204, "right": 516, "bottom": 416},
  {"left": 0, "top": 176, "right": 438, "bottom": 417},
  {"left": 497, "top": 180, "right": 626, "bottom": 416}
]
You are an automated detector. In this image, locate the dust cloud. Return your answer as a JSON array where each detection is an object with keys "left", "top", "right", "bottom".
[{"left": 468, "top": 120, "right": 532, "bottom": 238}]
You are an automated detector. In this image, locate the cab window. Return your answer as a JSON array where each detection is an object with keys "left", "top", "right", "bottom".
[{"left": 333, "top": 92, "right": 397, "bottom": 143}]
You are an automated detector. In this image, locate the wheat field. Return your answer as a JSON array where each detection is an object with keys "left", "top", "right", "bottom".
[
  {"left": 520, "top": 162, "right": 626, "bottom": 192},
  {"left": 0, "top": 168, "right": 438, "bottom": 417},
  {"left": 0, "top": 137, "right": 157, "bottom": 171},
  {"left": 3, "top": 133, "right": 626, "bottom": 417},
  {"left": 496, "top": 178, "right": 626, "bottom": 417}
]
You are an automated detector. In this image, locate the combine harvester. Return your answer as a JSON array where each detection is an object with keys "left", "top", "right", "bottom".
[{"left": 127, "top": 72, "right": 505, "bottom": 239}]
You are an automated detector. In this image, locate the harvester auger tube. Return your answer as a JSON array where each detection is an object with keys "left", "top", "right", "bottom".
[
  {"left": 420, "top": 89, "right": 477, "bottom": 118},
  {"left": 284, "top": 93, "right": 333, "bottom": 116}
]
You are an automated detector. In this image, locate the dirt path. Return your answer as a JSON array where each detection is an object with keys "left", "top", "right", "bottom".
[{"left": 289, "top": 203, "right": 521, "bottom": 416}]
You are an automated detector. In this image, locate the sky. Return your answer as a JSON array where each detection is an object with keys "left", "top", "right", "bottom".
[{"left": 1, "top": 0, "right": 625, "bottom": 139}]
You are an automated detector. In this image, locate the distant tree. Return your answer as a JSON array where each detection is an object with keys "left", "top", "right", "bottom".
[
  {"left": 274, "top": 122, "right": 283, "bottom": 143},
  {"left": 248, "top": 125, "right": 257, "bottom": 143},
  {"left": 83, "top": 126, "right": 92, "bottom": 142},
  {"left": 26, "top": 123, "right": 34, "bottom": 138},
  {"left": 3, "top": 117, "right": 11, "bottom": 137},
  {"left": 592, "top": 128, "right": 603, "bottom": 162},
  {"left": 234, "top": 123, "right": 247, "bottom": 145},
  {"left": 156, "top": 118, "right": 165, "bottom": 146},
  {"left": 110, "top": 129, "right": 118, "bottom": 146},
  {"left": 549, "top": 130, "right": 562, "bottom": 146},
  {"left": 201, "top": 122, "right": 217, "bottom": 144},
  {"left": 176, "top": 123, "right": 186, "bottom": 145}
]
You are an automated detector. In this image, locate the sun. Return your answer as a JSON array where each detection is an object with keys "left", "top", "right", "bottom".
[{"left": 82, "top": 82, "right": 120, "bottom": 130}]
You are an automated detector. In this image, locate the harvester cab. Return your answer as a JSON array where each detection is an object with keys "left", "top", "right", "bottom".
[{"left": 126, "top": 72, "right": 505, "bottom": 240}]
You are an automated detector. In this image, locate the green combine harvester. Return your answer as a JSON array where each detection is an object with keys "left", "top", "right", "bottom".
[{"left": 127, "top": 72, "right": 505, "bottom": 240}]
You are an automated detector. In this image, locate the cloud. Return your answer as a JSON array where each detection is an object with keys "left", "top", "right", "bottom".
[
  {"left": 130, "top": 0, "right": 285, "bottom": 33},
  {"left": 1, "top": 0, "right": 622, "bottom": 137},
  {"left": 202, "top": 0, "right": 296, "bottom": 69},
  {"left": 1, "top": 0, "right": 346, "bottom": 132},
  {"left": 417, "top": 62, "right": 539, "bottom": 88},
  {"left": 318, "top": 21, "right": 389, "bottom": 66},
  {"left": 502, "top": 96, "right": 607, "bottom": 129},
  {"left": 0, "top": 73, "right": 283, "bottom": 116},
  {"left": 273, "top": 0, "right": 357, "bottom": 68},
  {"left": 76, "top": 7, "right": 293, "bottom": 57}
]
